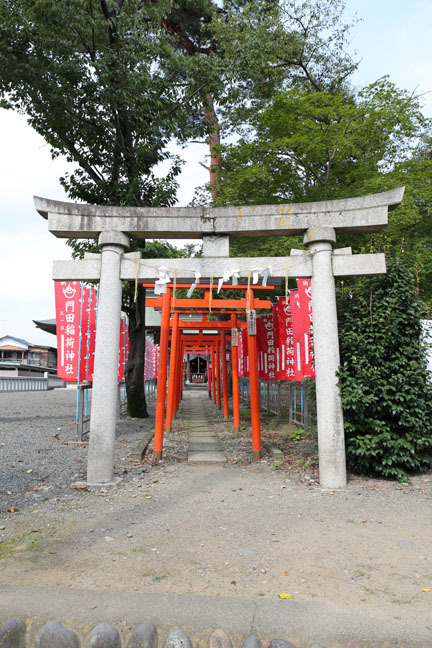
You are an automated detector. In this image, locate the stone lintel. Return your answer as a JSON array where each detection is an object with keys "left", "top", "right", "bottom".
[
  {"left": 333, "top": 247, "right": 352, "bottom": 255},
  {"left": 332, "top": 253, "right": 386, "bottom": 277},
  {"left": 53, "top": 259, "right": 102, "bottom": 281},
  {"left": 123, "top": 251, "right": 142, "bottom": 260},
  {"left": 52, "top": 253, "right": 386, "bottom": 282},
  {"left": 35, "top": 188, "right": 404, "bottom": 239}
]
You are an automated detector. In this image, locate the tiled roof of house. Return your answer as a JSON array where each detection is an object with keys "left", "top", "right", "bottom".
[{"left": 0, "top": 335, "right": 32, "bottom": 346}]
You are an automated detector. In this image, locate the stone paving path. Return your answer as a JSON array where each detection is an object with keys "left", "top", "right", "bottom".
[{"left": 184, "top": 389, "right": 226, "bottom": 464}]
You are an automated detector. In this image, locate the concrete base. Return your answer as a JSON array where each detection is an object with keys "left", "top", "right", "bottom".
[
  {"left": 130, "top": 431, "right": 154, "bottom": 461},
  {"left": 71, "top": 477, "right": 122, "bottom": 489}
]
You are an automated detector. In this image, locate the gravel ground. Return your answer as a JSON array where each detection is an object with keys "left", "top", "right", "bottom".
[
  {"left": 0, "top": 385, "right": 429, "bottom": 513},
  {"left": 0, "top": 387, "right": 159, "bottom": 513},
  {"left": 0, "top": 385, "right": 272, "bottom": 514}
]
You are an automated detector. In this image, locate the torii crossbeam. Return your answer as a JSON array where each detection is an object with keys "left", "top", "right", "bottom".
[{"left": 36, "top": 187, "right": 404, "bottom": 488}]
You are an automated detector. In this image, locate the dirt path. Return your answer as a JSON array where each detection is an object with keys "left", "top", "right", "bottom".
[
  {"left": 1, "top": 460, "right": 432, "bottom": 623},
  {"left": 1, "top": 388, "right": 432, "bottom": 637}
]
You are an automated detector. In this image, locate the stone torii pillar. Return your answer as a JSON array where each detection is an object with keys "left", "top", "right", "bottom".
[
  {"left": 303, "top": 226, "right": 345, "bottom": 487},
  {"left": 87, "top": 230, "right": 130, "bottom": 485}
]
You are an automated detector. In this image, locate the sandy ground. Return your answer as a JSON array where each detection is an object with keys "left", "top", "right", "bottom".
[{"left": 1, "top": 388, "right": 432, "bottom": 635}]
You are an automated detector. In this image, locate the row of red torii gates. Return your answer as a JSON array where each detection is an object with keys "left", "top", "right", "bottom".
[{"left": 146, "top": 282, "right": 275, "bottom": 461}]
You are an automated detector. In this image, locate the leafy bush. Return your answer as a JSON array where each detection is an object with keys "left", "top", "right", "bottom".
[{"left": 337, "top": 260, "right": 432, "bottom": 480}]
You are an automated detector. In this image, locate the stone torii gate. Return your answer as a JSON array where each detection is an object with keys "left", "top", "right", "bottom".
[{"left": 35, "top": 187, "right": 404, "bottom": 489}]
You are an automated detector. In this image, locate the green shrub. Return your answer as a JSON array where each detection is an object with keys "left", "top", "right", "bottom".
[{"left": 337, "top": 260, "right": 432, "bottom": 480}]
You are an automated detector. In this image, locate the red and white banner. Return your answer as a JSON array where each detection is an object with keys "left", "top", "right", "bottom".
[
  {"left": 145, "top": 336, "right": 153, "bottom": 380},
  {"left": 238, "top": 328, "right": 249, "bottom": 377},
  {"left": 272, "top": 298, "right": 296, "bottom": 380},
  {"left": 55, "top": 281, "right": 129, "bottom": 382},
  {"left": 118, "top": 317, "right": 129, "bottom": 381},
  {"left": 289, "top": 290, "right": 304, "bottom": 381},
  {"left": 55, "top": 281, "right": 83, "bottom": 380},
  {"left": 296, "top": 278, "right": 315, "bottom": 378},
  {"left": 257, "top": 314, "right": 277, "bottom": 380},
  {"left": 152, "top": 345, "right": 159, "bottom": 379}
]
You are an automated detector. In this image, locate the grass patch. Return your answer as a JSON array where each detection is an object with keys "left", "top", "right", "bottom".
[
  {"left": 0, "top": 531, "right": 43, "bottom": 559},
  {"left": 132, "top": 546, "right": 148, "bottom": 554}
]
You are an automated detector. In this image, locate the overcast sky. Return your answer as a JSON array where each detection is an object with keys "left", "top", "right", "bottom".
[{"left": 1, "top": 0, "right": 431, "bottom": 348}]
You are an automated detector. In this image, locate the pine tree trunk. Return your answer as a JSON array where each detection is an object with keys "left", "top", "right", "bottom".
[
  {"left": 204, "top": 92, "right": 222, "bottom": 199},
  {"left": 125, "top": 285, "right": 148, "bottom": 418}
]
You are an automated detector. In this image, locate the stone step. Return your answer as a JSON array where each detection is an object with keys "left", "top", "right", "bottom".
[
  {"left": 184, "top": 391, "right": 225, "bottom": 464},
  {"left": 188, "top": 450, "right": 225, "bottom": 463}
]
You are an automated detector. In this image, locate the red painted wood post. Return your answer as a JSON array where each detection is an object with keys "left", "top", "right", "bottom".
[
  {"left": 216, "top": 337, "right": 222, "bottom": 410},
  {"left": 231, "top": 314, "right": 240, "bottom": 433},
  {"left": 221, "top": 329, "right": 229, "bottom": 418},
  {"left": 247, "top": 290, "right": 261, "bottom": 461},
  {"left": 154, "top": 287, "right": 172, "bottom": 461},
  {"left": 165, "top": 312, "right": 179, "bottom": 433}
]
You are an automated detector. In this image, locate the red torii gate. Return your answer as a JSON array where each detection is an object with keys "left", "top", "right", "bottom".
[{"left": 144, "top": 282, "right": 274, "bottom": 462}]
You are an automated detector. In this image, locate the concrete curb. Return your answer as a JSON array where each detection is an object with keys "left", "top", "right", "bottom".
[
  {"left": 260, "top": 438, "right": 283, "bottom": 458},
  {"left": 0, "top": 587, "right": 428, "bottom": 647}
]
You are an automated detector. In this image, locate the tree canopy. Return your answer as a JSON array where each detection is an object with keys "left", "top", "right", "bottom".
[{"left": 0, "top": 0, "right": 210, "bottom": 207}]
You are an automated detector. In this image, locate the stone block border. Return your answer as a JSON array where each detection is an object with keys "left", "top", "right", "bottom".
[{"left": 0, "top": 618, "right": 368, "bottom": 648}]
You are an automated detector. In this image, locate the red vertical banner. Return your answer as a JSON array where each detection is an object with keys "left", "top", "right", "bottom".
[
  {"left": 264, "top": 314, "right": 277, "bottom": 380},
  {"left": 237, "top": 330, "right": 244, "bottom": 377},
  {"left": 145, "top": 336, "right": 155, "bottom": 380},
  {"left": 256, "top": 315, "right": 265, "bottom": 379},
  {"left": 117, "top": 317, "right": 125, "bottom": 381},
  {"left": 238, "top": 328, "right": 249, "bottom": 378},
  {"left": 87, "top": 286, "right": 98, "bottom": 381},
  {"left": 273, "top": 297, "right": 295, "bottom": 380},
  {"left": 55, "top": 281, "right": 83, "bottom": 381},
  {"left": 297, "top": 278, "right": 315, "bottom": 378},
  {"left": 79, "top": 286, "right": 97, "bottom": 383},
  {"left": 256, "top": 314, "right": 276, "bottom": 380},
  {"left": 144, "top": 337, "right": 150, "bottom": 380},
  {"left": 55, "top": 281, "right": 129, "bottom": 383},
  {"left": 289, "top": 290, "right": 304, "bottom": 381},
  {"left": 153, "top": 345, "right": 159, "bottom": 379}
]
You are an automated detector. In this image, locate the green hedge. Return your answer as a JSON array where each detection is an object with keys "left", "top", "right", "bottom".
[{"left": 337, "top": 260, "right": 432, "bottom": 480}]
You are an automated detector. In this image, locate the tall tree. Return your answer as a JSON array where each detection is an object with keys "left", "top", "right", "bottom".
[
  {"left": 0, "top": 0, "right": 207, "bottom": 416},
  {"left": 162, "top": 0, "right": 359, "bottom": 200},
  {"left": 161, "top": 0, "right": 224, "bottom": 198},
  {"left": 215, "top": 78, "right": 432, "bottom": 291}
]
